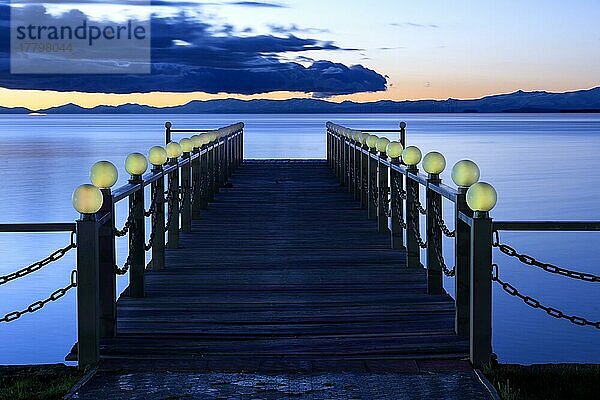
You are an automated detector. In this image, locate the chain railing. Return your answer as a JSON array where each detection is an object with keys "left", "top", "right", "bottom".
[
  {"left": 0, "top": 121, "right": 244, "bottom": 367},
  {"left": 493, "top": 231, "right": 599, "bottom": 283},
  {"left": 1, "top": 270, "right": 77, "bottom": 323},
  {"left": 492, "top": 264, "right": 599, "bottom": 329},
  {"left": 0, "top": 232, "right": 76, "bottom": 286}
]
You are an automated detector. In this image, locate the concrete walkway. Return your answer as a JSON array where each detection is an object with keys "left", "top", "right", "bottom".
[{"left": 68, "top": 368, "right": 497, "bottom": 399}]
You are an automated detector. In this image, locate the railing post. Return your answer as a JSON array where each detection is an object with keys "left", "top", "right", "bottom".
[
  {"left": 455, "top": 189, "right": 471, "bottom": 336},
  {"left": 200, "top": 145, "right": 209, "bottom": 209},
  {"left": 207, "top": 143, "right": 216, "bottom": 202},
  {"left": 240, "top": 128, "right": 244, "bottom": 165},
  {"left": 353, "top": 140, "right": 361, "bottom": 201},
  {"left": 360, "top": 142, "right": 369, "bottom": 210},
  {"left": 98, "top": 189, "right": 116, "bottom": 338},
  {"left": 192, "top": 149, "right": 202, "bottom": 219},
  {"left": 377, "top": 153, "right": 389, "bottom": 232},
  {"left": 336, "top": 134, "right": 342, "bottom": 180},
  {"left": 345, "top": 137, "right": 354, "bottom": 193},
  {"left": 181, "top": 152, "right": 192, "bottom": 232},
  {"left": 213, "top": 141, "right": 220, "bottom": 195},
  {"left": 399, "top": 121, "right": 406, "bottom": 147},
  {"left": 167, "top": 159, "right": 180, "bottom": 249},
  {"left": 426, "top": 175, "right": 443, "bottom": 294},
  {"left": 165, "top": 121, "right": 172, "bottom": 145},
  {"left": 389, "top": 158, "right": 404, "bottom": 249},
  {"left": 367, "top": 148, "right": 378, "bottom": 220},
  {"left": 405, "top": 169, "right": 421, "bottom": 268},
  {"left": 128, "top": 176, "right": 145, "bottom": 298},
  {"left": 470, "top": 212, "right": 493, "bottom": 368},
  {"left": 76, "top": 215, "right": 100, "bottom": 368},
  {"left": 151, "top": 166, "right": 166, "bottom": 270},
  {"left": 326, "top": 128, "right": 331, "bottom": 167}
]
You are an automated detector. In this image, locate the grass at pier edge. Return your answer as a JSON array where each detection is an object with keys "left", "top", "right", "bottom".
[
  {"left": 0, "top": 364, "right": 82, "bottom": 400},
  {"left": 483, "top": 364, "right": 600, "bottom": 400}
]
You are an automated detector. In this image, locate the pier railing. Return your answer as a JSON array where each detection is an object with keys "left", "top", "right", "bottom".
[
  {"left": 0, "top": 122, "right": 244, "bottom": 368},
  {"left": 326, "top": 121, "right": 600, "bottom": 368}
]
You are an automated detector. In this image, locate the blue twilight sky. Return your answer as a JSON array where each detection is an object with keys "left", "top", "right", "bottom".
[{"left": 0, "top": 0, "right": 599, "bottom": 108}]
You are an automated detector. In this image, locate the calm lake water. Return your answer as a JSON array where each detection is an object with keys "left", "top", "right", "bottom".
[{"left": 0, "top": 113, "right": 599, "bottom": 365}]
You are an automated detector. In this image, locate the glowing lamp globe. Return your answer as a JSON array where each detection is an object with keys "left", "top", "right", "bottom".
[
  {"left": 466, "top": 182, "right": 497, "bottom": 212},
  {"left": 148, "top": 146, "right": 167, "bottom": 166},
  {"left": 72, "top": 184, "right": 103, "bottom": 214},
  {"left": 366, "top": 135, "right": 379, "bottom": 149},
  {"left": 125, "top": 153, "right": 148, "bottom": 176},
  {"left": 166, "top": 142, "right": 182, "bottom": 159},
  {"left": 180, "top": 138, "right": 193, "bottom": 153},
  {"left": 90, "top": 161, "right": 118, "bottom": 189},
  {"left": 376, "top": 137, "right": 391, "bottom": 153},
  {"left": 386, "top": 142, "right": 403, "bottom": 159},
  {"left": 452, "top": 160, "right": 480, "bottom": 188},
  {"left": 402, "top": 146, "right": 422, "bottom": 166},
  {"left": 192, "top": 135, "right": 202, "bottom": 149},
  {"left": 359, "top": 133, "right": 368, "bottom": 145},
  {"left": 422, "top": 151, "right": 446, "bottom": 175}
]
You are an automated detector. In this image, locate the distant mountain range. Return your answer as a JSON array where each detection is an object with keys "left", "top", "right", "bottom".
[{"left": 2, "top": 87, "right": 600, "bottom": 114}]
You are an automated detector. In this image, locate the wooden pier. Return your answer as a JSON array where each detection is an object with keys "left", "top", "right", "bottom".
[
  {"left": 3, "top": 119, "right": 597, "bottom": 390},
  {"left": 101, "top": 160, "right": 467, "bottom": 370}
]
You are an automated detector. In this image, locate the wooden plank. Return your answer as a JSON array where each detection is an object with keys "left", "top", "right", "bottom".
[{"left": 105, "top": 160, "right": 467, "bottom": 371}]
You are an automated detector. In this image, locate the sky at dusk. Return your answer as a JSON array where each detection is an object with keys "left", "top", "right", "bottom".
[{"left": 1, "top": 0, "right": 599, "bottom": 109}]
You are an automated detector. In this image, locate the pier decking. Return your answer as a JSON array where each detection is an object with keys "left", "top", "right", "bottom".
[{"left": 101, "top": 160, "right": 467, "bottom": 371}]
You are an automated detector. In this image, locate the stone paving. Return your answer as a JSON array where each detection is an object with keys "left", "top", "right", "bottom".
[{"left": 68, "top": 370, "right": 495, "bottom": 399}]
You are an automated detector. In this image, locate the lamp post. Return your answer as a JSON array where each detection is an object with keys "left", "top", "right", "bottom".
[
  {"left": 402, "top": 146, "right": 422, "bottom": 269},
  {"left": 387, "top": 141, "right": 404, "bottom": 250},
  {"left": 423, "top": 151, "right": 446, "bottom": 295},
  {"left": 466, "top": 181, "right": 497, "bottom": 368},
  {"left": 72, "top": 184, "right": 103, "bottom": 368},
  {"left": 148, "top": 146, "right": 168, "bottom": 271},
  {"left": 125, "top": 153, "right": 148, "bottom": 298},
  {"left": 166, "top": 142, "right": 182, "bottom": 249},
  {"left": 451, "top": 160, "right": 481, "bottom": 336},
  {"left": 90, "top": 161, "right": 118, "bottom": 338}
]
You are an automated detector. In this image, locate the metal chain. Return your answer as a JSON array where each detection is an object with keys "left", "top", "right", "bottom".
[
  {"left": 393, "top": 177, "right": 408, "bottom": 200},
  {"left": 409, "top": 207, "right": 427, "bottom": 249},
  {"left": 492, "top": 264, "right": 599, "bottom": 329},
  {"left": 115, "top": 254, "right": 132, "bottom": 275},
  {"left": 380, "top": 187, "right": 391, "bottom": 217},
  {"left": 0, "top": 270, "right": 77, "bottom": 323},
  {"left": 370, "top": 173, "right": 378, "bottom": 208},
  {"left": 432, "top": 201, "right": 455, "bottom": 238},
  {"left": 429, "top": 229, "right": 455, "bottom": 277},
  {"left": 144, "top": 184, "right": 161, "bottom": 218},
  {"left": 0, "top": 232, "right": 76, "bottom": 286},
  {"left": 114, "top": 201, "right": 136, "bottom": 237},
  {"left": 144, "top": 205, "right": 162, "bottom": 251},
  {"left": 493, "top": 231, "right": 600, "bottom": 283},
  {"left": 412, "top": 190, "right": 427, "bottom": 215}
]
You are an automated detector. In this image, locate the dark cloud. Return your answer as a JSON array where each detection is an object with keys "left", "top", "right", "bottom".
[{"left": 0, "top": 4, "right": 387, "bottom": 96}]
